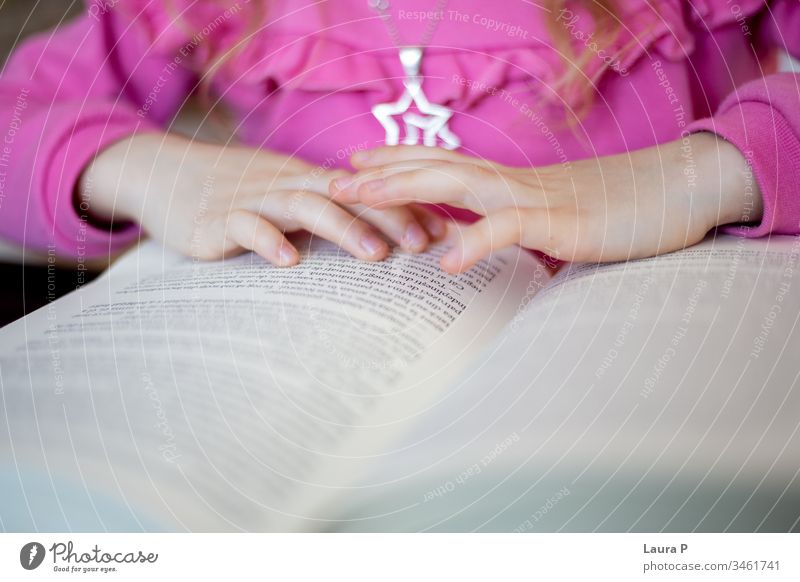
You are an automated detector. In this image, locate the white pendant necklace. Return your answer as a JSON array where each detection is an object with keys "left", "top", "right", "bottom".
[{"left": 368, "top": 0, "right": 460, "bottom": 150}]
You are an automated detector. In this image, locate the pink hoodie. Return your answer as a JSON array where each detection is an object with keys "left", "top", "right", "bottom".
[{"left": 0, "top": 0, "right": 798, "bottom": 258}]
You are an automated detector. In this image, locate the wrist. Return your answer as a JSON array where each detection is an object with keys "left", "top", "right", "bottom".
[
  {"left": 691, "top": 132, "right": 764, "bottom": 228},
  {"left": 77, "top": 136, "right": 138, "bottom": 225},
  {"left": 77, "top": 132, "right": 171, "bottom": 226}
]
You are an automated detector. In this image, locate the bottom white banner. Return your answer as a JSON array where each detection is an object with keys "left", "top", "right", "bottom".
[{"left": 1, "top": 533, "right": 796, "bottom": 581}]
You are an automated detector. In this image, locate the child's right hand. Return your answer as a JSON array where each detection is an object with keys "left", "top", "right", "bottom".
[{"left": 78, "top": 133, "right": 445, "bottom": 266}]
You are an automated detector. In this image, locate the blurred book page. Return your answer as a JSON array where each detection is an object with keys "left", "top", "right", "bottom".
[
  {"left": 335, "top": 234, "right": 800, "bottom": 532},
  {"left": 0, "top": 238, "right": 547, "bottom": 531}
]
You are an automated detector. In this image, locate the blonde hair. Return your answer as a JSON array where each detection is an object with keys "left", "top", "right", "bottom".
[{"left": 545, "top": 0, "right": 624, "bottom": 114}]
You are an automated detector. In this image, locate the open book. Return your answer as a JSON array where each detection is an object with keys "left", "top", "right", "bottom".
[{"left": 1, "top": 234, "right": 799, "bottom": 532}]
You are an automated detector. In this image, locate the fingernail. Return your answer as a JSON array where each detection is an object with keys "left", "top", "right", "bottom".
[
  {"left": 360, "top": 232, "right": 387, "bottom": 258},
  {"left": 442, "top": 250, "right": 462, "bottom": 273},
  {"left": 402, "top": 222, "right": 428, "bottom": 252},
  {"left": 364, "top": 179, "right": 385, "bottom": 192},
  {"left": 278, "top": 245, "right": 298, "bottom": 266}
]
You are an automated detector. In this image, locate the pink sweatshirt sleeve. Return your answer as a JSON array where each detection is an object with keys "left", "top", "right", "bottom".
[
  {"left": 687, "top": 0, "right": 800, "bottom": 237},
  {"left": 0, "top": 4, "right": 195, "bottom": 258}
]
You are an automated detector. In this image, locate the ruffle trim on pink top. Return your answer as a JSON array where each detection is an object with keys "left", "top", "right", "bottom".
[{"left": 113, "top": 0, "right": 769, "bottom": 111}]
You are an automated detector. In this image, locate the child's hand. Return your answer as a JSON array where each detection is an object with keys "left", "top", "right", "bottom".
[
  {"left": 329, "top": 135, "right": 762, "bottom": 273},
  {"left": 79, "top": 133, "right": 445, "bottom": 266}
]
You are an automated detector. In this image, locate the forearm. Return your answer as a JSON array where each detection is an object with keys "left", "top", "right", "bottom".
[{"left": 581, "top": 133, "right": 764, "bottom": 254}]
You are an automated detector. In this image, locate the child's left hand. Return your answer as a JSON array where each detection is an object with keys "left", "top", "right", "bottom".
[{"left": 329, "top": 134, "right": 762, "bottom": 273}]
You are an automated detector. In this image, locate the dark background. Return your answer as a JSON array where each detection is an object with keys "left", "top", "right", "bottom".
[
  {"left": 0, "top": 0, "right": 81, "bottom": 62},
  {"left": 1, "top": 0, "right": 94, "bottom": 328}
]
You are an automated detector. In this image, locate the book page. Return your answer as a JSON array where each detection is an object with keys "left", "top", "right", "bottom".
[
  {"left": 332, "top": 234, "right": 800, "bottom": 532},
  {"left": 0, "top": 237, "right": 549, "bottom": 531}
]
